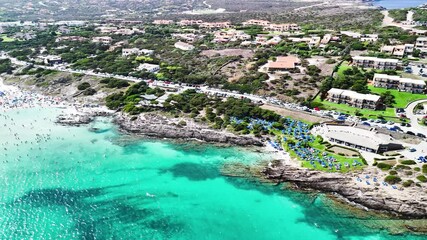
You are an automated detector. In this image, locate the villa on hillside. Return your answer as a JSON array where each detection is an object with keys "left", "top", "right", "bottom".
[
  {"left": 242, "top": 19, "right": 270, "bottom": 27},
  {"left": 326, "top": 88, "right": 381, "bottom": 110},
  {"left": 200, "top": 22, "right": 231, "bottom": 29},
  {"left": 92, "top": 36, "right": 113, "bottom": 44},
  {"left": 266, "top": 56, "right": 301, "bottom": 72},
  {"left": 122, "top": 48, "right": 154, "bottom": 57},
  {"left": 380, "top": 44, "right": 414, "bottom": 58},
  {"left": 352, "top": 56, "right": 399, "bottom": 70},
  {"left": 415, "top": 37, "right": 427, "bottom": 53},
  {"left": 137, "top": 63, "right": 160, "bottom": 73},
  {"left": 153, "top": 20, "right": 174, "bottom": 25},
  {"left": 372, "top": 74, "right": 426, "bottom": 93},
  {"left": 177, "top": 19, "right": 204, "bottom": 26}
]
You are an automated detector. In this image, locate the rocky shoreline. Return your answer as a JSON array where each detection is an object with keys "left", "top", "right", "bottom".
[
  {"left": 56, "top": 109, "right": 427, "bottom": 220},
  {"left": 54, "top": 109, "right": 427, "bottom": 221},
  {"left": 262, "top": 160, "right": 427, "bottom": 219},
  {"left": 114, "top": 112, "right": 264, "bottom": 147}
]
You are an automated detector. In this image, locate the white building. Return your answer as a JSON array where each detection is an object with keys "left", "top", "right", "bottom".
[
  {"left": 137, "top": 63, "right": 160, "bottom": 73},
  {"left": 373, "top": 74, "right": 426, "bottom": 93},
  {"left": 174, "top": 41, "right": 195, "bottom": 51},
  {"left": 360, "top": 34, "right": 378, "bottom": 42},
  {"left": 92, "top": 36, "right": 113, "bottom": 44},
  {"left": 380, "top": 44, "right": 414, "bottom": 57},
  {"left": 415, "top": 37, "right": 427, "bottom": 53},
  {"left": 242, "top": 19, "right": 271, "bottom": 27},
  {"left": 353, "top": 56, "right": 399, "bottom": 70},
  {"left": 122, "top": 48, "right": 154, "bottom": 57}
]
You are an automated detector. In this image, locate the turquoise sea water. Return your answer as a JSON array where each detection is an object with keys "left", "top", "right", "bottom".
[
  {"left": 0, "top": 107, "right": 426, "bottom": 239},
  {"left": 373, "top": 0, "right": 427, "bottom": 9}
]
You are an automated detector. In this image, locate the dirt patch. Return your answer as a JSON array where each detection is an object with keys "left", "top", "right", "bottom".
[
  {"left": 328, "top": 146, "right": 359, "bottom": 157},
  {"left": 261, "top": 104, "right": 329, "bottom": 123},
  {"left": 306, "top": 56, "right": 339, "bottom": 76},
  {"left": 200, "top": 49, "right": 254, "bottom": 59}
]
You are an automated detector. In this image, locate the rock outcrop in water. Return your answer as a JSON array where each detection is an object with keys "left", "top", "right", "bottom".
[
  {"left": 263, "top": 160, "right": 427, "bottom": 219},
  {"left": 55, "top": 113, "right": 93, "bottom": 126},
  {"left": 114, "top": 113, "right": 264, "bottom": 147},
  {"left": 55, "top": 110, "right": 113, "bottom": 126}
]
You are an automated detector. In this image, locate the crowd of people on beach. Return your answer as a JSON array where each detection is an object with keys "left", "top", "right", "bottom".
[{"left": 0, "top": 83, "right": 64, "bottom": 111}]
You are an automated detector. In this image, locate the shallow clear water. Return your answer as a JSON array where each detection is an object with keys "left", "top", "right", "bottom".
[
  {"left": 0, "top": 107, "right": 426, "bottom": 239},
  {"left": 373, "top": 0, "right": 427, "bottom": 9}
]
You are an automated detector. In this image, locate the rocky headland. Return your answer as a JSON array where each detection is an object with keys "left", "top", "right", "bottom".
[
  {"left": 114, "top": 112, "right": 264, "bottom": 147},
  {"left": 261, "top": 160, "right": 427, "bottom": 219}
]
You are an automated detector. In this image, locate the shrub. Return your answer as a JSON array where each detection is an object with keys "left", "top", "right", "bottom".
[
  {"left": 404, "top": 171, "right": 413, "bottom": 176},
  {"left": 417, "top": 175, "right": 427, "bottom": 183},
  {"left": 403, "top": 180, "right": 414, "bottom": 187},
  {"left": 377, "top": 162, "right": 393, "bottom": 170},
  {"left": 83, "top": 88, "right": 96, "bottom": 96},
  {"left": 326, "top": 59, "right": 336, "bottom": 64},
  {"left": 395, "top": 165, "right": 411, "bottom": 170},
  {"left": 423, "top": 164, "right": 427, "bottom": 174},
  {"left": 77, "top": 82, "right": 91, "bottom": 90},
  {"left": 389, "top": 170, "right": 398, "bottom": 175},
  {"left": 178, "top": 120, "right": 187, "bottom": 126},
  {"left": 384, "top": 175, "right": 402, "bottom": 184},
  {"left": 414, "top": 167, "right": 421, "bottom": 172},
  {"left": 400, "top": 160, "right": 417, "bottom": 165},
  {"left": 101, "top": 78, "right": 130, "bottom": 88}
]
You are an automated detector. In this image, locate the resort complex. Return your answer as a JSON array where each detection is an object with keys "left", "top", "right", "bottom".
[
  {"left": 326, "top": 88, "right": 381, "bottom": 109},
  {"left": 1, "top": 0, "right": 427, "bottom": 239},
  {"left": 373, "top": 74, "right": 426, "bottom": 93}
]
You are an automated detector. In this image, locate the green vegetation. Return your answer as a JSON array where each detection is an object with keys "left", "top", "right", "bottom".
[
  {"left": 100, "top": 78, "right": 130, "bottom": 89},
  {"left": 0, "top": 34, "right": 16, "bottom": 42},
  {"left": 413, "top": 9, "right": 427, "bottom": 22},
  {"left": 83, "top": 88, "right": 96, "bottom": 96},
  {"left": 416, "top": 175, "right": 427, "bottom": 183},
  {"left": 389, "top": 170, "right": 398, "bottom": 175},
  {"left": 423, "top": 164, "right": 427, "bottom": 174},
  {"left": 395, "top": 165, "right": 411, "bottom": 171},
  {"left": 105, "top": 81, "right": 165, "bottom": 114},
  {"left": 377, "top": 162, "right": 393, "bottom": 170},
  {"left": 290, "top": 137, "right": 365, "bottom": 173},
  {"left": 368, "top": 86, "right": 427, "bottom": 108},
  {"left": 312, "top": 96, "right": 397, "bottom": 120},
  {"left": 388, "top": 9, "right": 408, "bottom": 22},
  {"left": 77, "top": 82, "right": 91, "bottom": 91},
  {"left": 384, "top": 175, "right": 402, "bottom": 184},
  {"left": 223, "top": 72, "right": 268, "bottom": 94},
  {"left": 402, "top": 180, "right": 414, "bottom": 187},
  {"left": 0, "top": 59, "right": 13, "bottom": 74},
  {"left": 400, "top": 160, "right": 417, "bottom": 165}
]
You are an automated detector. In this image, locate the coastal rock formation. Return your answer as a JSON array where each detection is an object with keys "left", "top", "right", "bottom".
[
  {"left": 263, "top": 160, "right": 427, "bottom": 219},
  {"left": 55, "top": 110, "right": 112, "bottom": 126},
  {"left": 55, "top": 114, "right": 93, "bottom": 126},
  {"left": 114, "top": 113, "right": 264, "bottom": 147}
]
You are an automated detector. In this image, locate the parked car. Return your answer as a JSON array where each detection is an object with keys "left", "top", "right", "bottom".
[
  {"left": 417, "top": 133, "right": 426, "bottom": 138},
  {"left": 407, "top": 131, "right": 415, "bottom": 136},
  {"left": 362, "top": 122, "right": 371, "bottom": 126}
]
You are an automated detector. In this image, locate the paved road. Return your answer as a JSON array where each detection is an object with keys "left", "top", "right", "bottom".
[{"left": 406, "top": 99, "right": 427, "bottom": 134}]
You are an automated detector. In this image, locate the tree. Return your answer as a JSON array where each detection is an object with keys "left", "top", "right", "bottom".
[
  {"left": 77, "top": 82, "right": 91, "bottom": 90},
  {"left": 380, "top": 91, "right": 396, "bottom": 107}
]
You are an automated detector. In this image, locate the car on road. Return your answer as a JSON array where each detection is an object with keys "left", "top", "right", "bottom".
[{"left": 417, "top": 133, "right": 426, "bottom": 138}]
